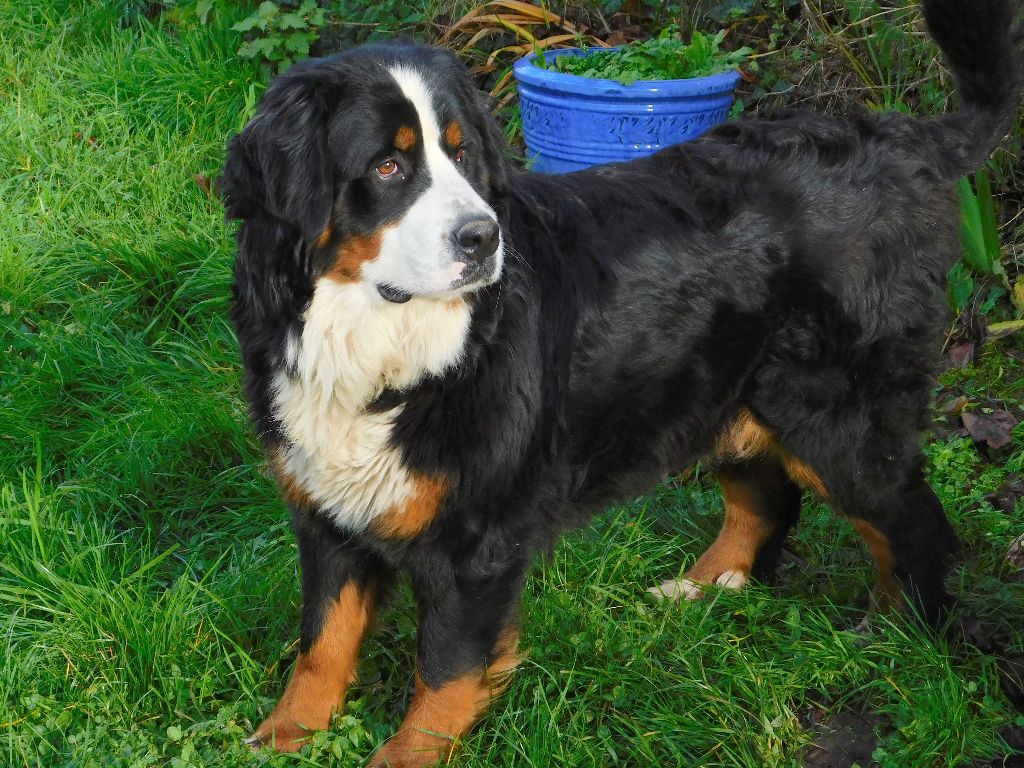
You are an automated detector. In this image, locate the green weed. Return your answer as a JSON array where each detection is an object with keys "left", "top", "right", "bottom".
[
  {"left": 232, "top": 0, "right": 327, "bottom": 68},
  {"left": 536, "top": 27, "right": 751, "bottom": 84}
]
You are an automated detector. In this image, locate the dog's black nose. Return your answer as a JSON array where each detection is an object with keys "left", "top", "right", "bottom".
[{"left": 453, "top": 217, "right": 499, "bottom": 264}]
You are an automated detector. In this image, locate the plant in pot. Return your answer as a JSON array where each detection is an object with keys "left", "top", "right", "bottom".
[{"left": 513, "top": 27, "right": 751, "bottom": 173}]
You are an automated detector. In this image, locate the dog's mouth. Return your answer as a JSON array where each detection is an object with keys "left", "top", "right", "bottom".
[
  {"left": 374, "top": 255, "right": 500, "bottom": 305},
  {"left": 376, "top": 284, "right": 413, "bottom": 304}
]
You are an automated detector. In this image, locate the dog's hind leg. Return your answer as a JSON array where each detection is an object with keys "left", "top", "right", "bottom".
[
  {"left": 838, "top": 471, "right": 959, "bottom": 626},
  {"left": 650, "top": 456, "right": 801, "bottom": 602},
  {"left": 754, "top": 404, "right": 960, "bottom": 626}
]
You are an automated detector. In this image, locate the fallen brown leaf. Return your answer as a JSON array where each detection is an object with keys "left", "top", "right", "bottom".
[
  {"left": 962, "top": 409, "right": 1018, "bottom": 449},
  {"left": 945, "top": 340, "right": 976, "bottom": 370},
  {"left": 984, "top": 475, "right": 1024, "bottom": 514}
]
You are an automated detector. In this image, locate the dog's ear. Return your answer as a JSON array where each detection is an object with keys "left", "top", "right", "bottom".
[{"left": 223, "top": 65, "right": 342, "bottom": 242}]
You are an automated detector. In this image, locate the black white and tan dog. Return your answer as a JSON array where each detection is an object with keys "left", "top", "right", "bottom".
[{"left": 222, "top": 0, "right": 1022, "bottom": 763}]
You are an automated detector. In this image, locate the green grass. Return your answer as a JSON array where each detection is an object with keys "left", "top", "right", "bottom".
[{"left": 1, "top": 2, "right": 1022, "bottom": 767}]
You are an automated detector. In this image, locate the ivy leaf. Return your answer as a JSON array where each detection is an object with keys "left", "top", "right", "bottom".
[
  {"left": 232, "top": 2, "right": 278, "bottom": 33},
  {"left": 237, "top": 37, "right": 280, "bottom": 60},
  {"left": 278, "top": 11, "right": 307, "bottom": 30},
  {"left": 285, "top": 31, "right": 313, "bottom": 56}
]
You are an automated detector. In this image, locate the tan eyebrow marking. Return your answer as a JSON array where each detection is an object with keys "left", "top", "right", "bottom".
[
  {"left": 394, "top": 125, "right": 416, "bottom": 152},
  {"left": 445, "top": 120, "right": 462, "bottom": 148}
]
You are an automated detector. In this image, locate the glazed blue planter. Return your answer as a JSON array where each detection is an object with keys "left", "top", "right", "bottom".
[{"left": 513, "top": 48, "right": 741, "bottom": 174}]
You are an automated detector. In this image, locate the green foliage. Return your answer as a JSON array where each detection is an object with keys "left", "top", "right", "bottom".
[
  {"left": 536, "top": 27, "right": 751, "bottom": 85},
  {"left": 232, "top": 0, "right": 326, "bottom": 67},
  {"left": 703, "top": 0, "right": 800, "bottom": 22},
  {"left": 947, "top": 262, "right": 975, "bottom": 316},
  {"left": 958, "top": 169, "right": 1004, "bottom": 278},
  {"left": 949, "top": 169, "right": 1005, "bottom": 315},
  {"left": 333, "top": 0, "right": 429, "bottom": 43}
]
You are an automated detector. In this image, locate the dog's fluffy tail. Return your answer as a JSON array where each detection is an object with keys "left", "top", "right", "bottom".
[{"left": 923, "top": 0, "right": 1023, "bottom": 176}]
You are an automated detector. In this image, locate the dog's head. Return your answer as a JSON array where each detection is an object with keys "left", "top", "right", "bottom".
[{"left": 223, "top": 43, "right": 508, "bottom": 304}]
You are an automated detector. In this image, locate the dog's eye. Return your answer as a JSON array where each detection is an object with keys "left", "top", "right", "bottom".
[
  {"left": 454, "top": 148, "right": 465, "bottom": 164},
  {"left": 376, "top": 159, "right": 400, "bottom": 178}
]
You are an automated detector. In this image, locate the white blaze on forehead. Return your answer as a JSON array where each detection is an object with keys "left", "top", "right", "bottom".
[
  {"left": 386, "top": 64, "right": 482, "bottom": 202},
  {"left": 388, "top": 65, "right": 445, "bottom": 149},
  {"left": 355, "top": 65, "right": 501, "bottom": 297}
]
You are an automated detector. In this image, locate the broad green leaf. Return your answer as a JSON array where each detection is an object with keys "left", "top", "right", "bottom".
[
  {"left": 278, "top": 12, "right": 307, "bottom": 30},
  {"left": 285, "top": 31, "right": 313, "bottom": 56}
]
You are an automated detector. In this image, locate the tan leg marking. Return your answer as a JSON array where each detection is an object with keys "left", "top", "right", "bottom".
[
  {"left": 850, "top": 519, "right": 904, "bottom": 611},
  {"left": 252, "top": 582, "right": 375, "bottom": 752},
  {"left": 650, "top": 472, "right": 768, "bottom": 601},
  {"left": 782, "top": 456, "right": 830, "bottom": 501},
  {"left": 372, "top": 474, "right": 449, "bottom": 539},
  {"left": 714, "top": 409, "right": 775, "bottom": 461},
  {"left": 715, "top": 409, "right": 831, "bottom": 500},
  {"left": 370, "top": 631, "right": 520, "bottom": 767},
  {"left": 652, "top": 409, "right": 831, "bottom": 602}
]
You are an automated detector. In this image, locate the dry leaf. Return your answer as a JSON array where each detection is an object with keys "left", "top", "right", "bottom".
[
  {"left": 945, "top": 340, "right": 976, "bottom": 369},
  {"left": 1013, "top": 277, "right": 1024, "bottom": 314},
  {"left": 986, "top": 319, "right": 1024, "bottom": 341},
  {"left": 942, "top": 395, "right": 969, "bottom": 416},
  {"left": 961, "top": 409, "right": 1018, "bottom": 449}
]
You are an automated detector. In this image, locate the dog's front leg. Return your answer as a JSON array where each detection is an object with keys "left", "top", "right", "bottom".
[
  {"left": 370, "top": 557, "right": 526, "bottom": 768},
  {"left": 251, "top": 509, "right": 390, "bottom": 752}
]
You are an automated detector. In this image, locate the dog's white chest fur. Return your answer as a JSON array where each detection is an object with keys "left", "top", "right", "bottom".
[{"left": 272, "top": 281, "right": 471, "bottom": 531}]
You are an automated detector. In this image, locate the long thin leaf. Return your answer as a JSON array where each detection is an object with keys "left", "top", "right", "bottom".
[
  {"left": 958, "top": 176, "right": 988, "bottom": 273},
  {"left": 976, "top": 169, "right": 1002, "bottom": 275},
  {"left": 488, "top": 0, "right": 581, "bottom": 31}
]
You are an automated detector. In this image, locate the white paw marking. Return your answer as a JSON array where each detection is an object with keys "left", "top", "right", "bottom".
[
  {"left": 715, "top": 570, "right": 748, "bottom": 590},
  {"left": 648, "top": 570, "right": 751, "bottom": 603},
  {"left": 647, "top": 578, "right": 704, "bottom": 602}
]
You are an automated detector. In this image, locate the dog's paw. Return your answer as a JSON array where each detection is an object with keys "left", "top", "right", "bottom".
[
  {"left": 647, "top": 570, "right": 749, "bottom": 602},
  {"left": 368, "top": 733, "right": 452, "bottom": 768},
  {"left": 247, "top": 717, "right": 318, "bottom": 753},
  {"left": 647, "top": 577, "right": 704, "bottom": 602},
  {"left": 715, "top": 569, "right": 748, "bottom": 590}
]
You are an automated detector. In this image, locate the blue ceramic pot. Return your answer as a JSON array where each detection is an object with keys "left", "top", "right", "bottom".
[{"left": 512, "top": 48, "right": 741, "bottom": 174}]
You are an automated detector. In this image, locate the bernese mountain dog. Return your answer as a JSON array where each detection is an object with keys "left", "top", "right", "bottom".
[{"left": 222, "top": 0, "right": 1022, "bottom": 763}]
